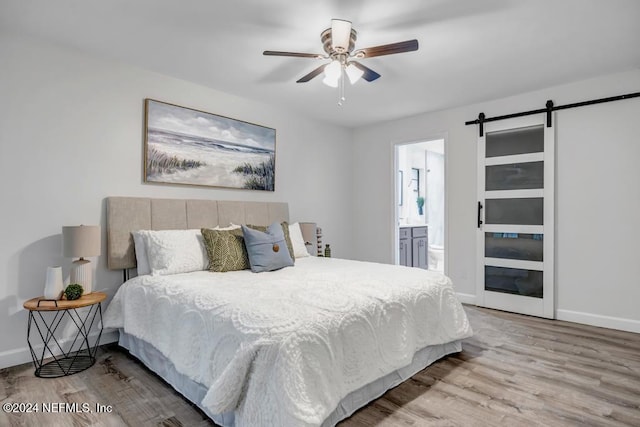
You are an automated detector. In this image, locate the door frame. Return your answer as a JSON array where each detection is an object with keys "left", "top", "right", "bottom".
[
  {"left": 391, "top": 133, "right": 449, "bottom": 274},
  {"left": 476, "top": 115, "right": 555, "bottom": 318}
]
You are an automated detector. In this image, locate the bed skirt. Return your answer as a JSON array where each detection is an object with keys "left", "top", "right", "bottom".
[{"left": 118, "top": 330, "right": 462, "bottom": 426}]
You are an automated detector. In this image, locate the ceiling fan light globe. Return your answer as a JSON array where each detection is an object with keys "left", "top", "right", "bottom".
[
  {"left": 331, "top": 19, "right": 352, "bottom": 52},
  {"left": 324, "top": 60, "right": 342, "bottom": 79},
  {"left": 322, "top": 74, "right": 340, "bottom": 88},
  {"left": 346, "top": 63, "right": 364, "bottom": 84}
]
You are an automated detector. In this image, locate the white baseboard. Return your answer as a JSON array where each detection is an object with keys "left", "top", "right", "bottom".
[
  {"left": 0, "top": 330, "right": 119, "bottom": 370},
  {"left": 556, "top": 309, "right": 640, "bottom": 334},
  {"left": 454, "top": 292, "right": 639, "bottom": 334},
  {"left": 456, "top": 292, "right": 477, "bottom": 305}
]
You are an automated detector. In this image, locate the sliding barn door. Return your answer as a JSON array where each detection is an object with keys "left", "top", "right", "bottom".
[{"left": 476, "top": 116, "right": 554, "bottom": 318}]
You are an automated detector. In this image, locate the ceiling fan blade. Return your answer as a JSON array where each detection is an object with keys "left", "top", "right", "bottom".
[
  {"left": 296, "top": 64, "right": 328, "bottom": 83},
  {"left": 355, "top": 39, "right": 419, "bottom": 58},
  {"left": 263, "top": 51, "right": 322, "bottom": 59},
  {"left": 351, "top": 61, "right": 381, "bottom": 82}
]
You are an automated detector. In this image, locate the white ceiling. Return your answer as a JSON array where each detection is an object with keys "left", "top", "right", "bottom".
[{"left": 2, "top": 0, "right": 639, "bottom": 128}]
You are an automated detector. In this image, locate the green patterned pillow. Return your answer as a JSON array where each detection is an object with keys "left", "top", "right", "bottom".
[
  {"left": 201, "top": 228, "right": 250, "bottom": 272},
  {"left": 248, "top": 221, "right": 295, "bottom": 263}
]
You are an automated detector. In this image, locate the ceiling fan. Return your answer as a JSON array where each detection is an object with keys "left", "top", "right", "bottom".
[{"left": 263, "top": 19, "right": 418, "bottom": 105}]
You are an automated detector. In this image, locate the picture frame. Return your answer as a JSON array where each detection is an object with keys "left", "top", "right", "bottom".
[{"left": 144, "top": 99, "right": 276, "bottom": 191}]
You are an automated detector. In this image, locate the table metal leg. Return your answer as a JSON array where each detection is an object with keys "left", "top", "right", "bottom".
[{"left": 26, "top": 303, "right": 104, "bottom": 378}]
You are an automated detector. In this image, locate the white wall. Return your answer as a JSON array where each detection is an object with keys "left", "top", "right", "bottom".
[
  {"left": 0, "top": 35, "right": 354, "bottom": 368},
  {"left": 352, "top": 69, "right": 640, "bottom": 333}
]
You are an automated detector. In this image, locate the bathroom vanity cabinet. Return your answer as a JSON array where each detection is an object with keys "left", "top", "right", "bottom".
[{"left": 399, "top": 226, "right": 428, "bottom": 269}]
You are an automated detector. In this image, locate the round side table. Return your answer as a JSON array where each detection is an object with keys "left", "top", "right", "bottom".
[{"left": 23, "top": 292, "right": 106, "bottom": 378}]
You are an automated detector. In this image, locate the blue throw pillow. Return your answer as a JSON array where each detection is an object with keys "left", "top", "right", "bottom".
[{"left": 241, "top": 222, "right": 294, "bottom": 273}]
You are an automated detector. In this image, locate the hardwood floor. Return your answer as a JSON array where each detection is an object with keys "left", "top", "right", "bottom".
[
  {"left": 343, "top": 307, "right": 640, "bottom": 427},
  {"left": 1, "top": 305, "right": 639, "bottom": 426}
]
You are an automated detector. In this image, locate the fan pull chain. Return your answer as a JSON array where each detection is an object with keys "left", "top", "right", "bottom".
[{"left": 338, "top": 66, "right": 346, "bottom": 106}]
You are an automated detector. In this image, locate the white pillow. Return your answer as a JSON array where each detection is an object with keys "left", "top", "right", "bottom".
[
  {"left": 288, "top": 222, "right": 311, "bottom": 258},
  {"left": 214, "top": 224, "right": 241, "bottom": 231},
  {"left": 138, "top": 229, "right": 209, "bottom": 276},
  {"left": 132, "top": 231, "right": 151, "bottom": 276}
]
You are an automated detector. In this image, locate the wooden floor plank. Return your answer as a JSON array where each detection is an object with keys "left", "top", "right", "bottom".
[{"left": 0, "top": 305, "right": 638, "bottom": 426}]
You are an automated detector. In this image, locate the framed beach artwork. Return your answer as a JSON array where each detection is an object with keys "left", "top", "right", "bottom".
[{"left": 144, "top": 99, "right": 276, "bottom": 191}]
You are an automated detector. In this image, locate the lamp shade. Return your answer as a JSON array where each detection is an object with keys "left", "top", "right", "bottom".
[{"left": 63, "top": 225, "right": 101, "bottom": 258}]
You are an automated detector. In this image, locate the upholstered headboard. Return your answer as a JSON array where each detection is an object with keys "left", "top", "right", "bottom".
[{"left": 106, "top": 197, "right": 289, "bottom": 270}]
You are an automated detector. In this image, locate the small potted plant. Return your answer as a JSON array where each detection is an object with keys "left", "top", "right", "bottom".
[
  {"left": 416, "top": 196, "right": 425, "bottom": 215},
  {"left": 64, "top": 283, "right": 84, "bottom": 301}
]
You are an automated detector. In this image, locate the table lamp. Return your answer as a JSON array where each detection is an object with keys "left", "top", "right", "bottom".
[{"left": 63, "top": 225, "right": 101, "bottom": 295}]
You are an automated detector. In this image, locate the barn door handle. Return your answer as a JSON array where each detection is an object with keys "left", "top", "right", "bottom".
[{"left": 477, "top": 201, "right": 483, "bottom": 228}]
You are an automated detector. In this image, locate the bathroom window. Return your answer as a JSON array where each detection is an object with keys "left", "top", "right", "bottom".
[{"left": 411, "top": 168, "right": 420, "bottom": 194}]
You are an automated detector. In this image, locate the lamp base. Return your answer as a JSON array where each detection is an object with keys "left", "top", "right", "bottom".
[{"left": 70, "top": 259, "right": 93, "bottom": 295}]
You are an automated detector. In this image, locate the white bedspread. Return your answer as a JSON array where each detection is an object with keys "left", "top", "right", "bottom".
[{"left": 104, "top": 257, "right": 472, "bottom": 426}]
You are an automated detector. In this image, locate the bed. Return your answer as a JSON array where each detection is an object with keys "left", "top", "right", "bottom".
[{"left": 103, "top": 197, "right": 472, "bottom": 426}]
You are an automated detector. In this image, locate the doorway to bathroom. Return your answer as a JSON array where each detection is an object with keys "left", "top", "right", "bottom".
[{"left": 394, "top": 138, "right": 446, "bottom": 273}]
